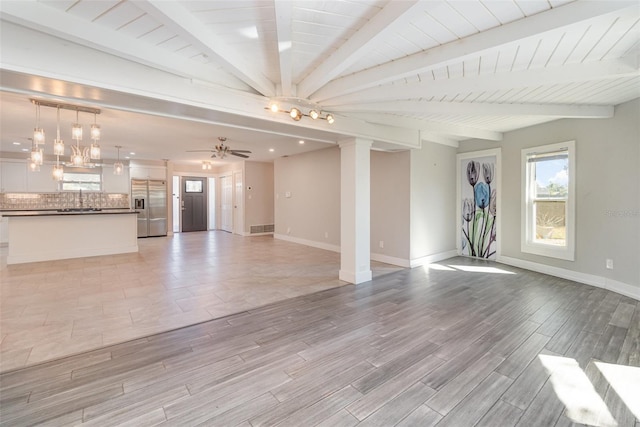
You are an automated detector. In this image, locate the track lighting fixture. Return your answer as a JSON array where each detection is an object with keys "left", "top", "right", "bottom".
[{"left": 267, "top": 99, "right": 335, "bottom": 124}]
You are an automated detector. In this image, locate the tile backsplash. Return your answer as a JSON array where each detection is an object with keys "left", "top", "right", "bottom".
[{"left": 0, "top": 192, "right": 130, "bottom": 210}]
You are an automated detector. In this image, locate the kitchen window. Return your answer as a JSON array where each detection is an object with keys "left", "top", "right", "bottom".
[
  {"left": 61, "top": 171, "right": 102, "bottom": 191},
  {"left": 521, "top": 141, "right": 575, "bottom": 261}
]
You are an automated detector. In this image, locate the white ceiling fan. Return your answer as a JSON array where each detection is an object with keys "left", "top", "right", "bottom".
[{"left": 187, "top": 137, "right": 252, "bottom": 159}]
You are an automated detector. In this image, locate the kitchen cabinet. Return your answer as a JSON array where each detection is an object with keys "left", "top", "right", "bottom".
[
  {"left": 0, "top": 161, "right": 27, "bottom": 192},
  {"left": 4, "top": 211, "right": 139, "bottom": 264},
  {"left": 130, "top": 166, "right": 166, "bottom": 180},
  {"left": 102, "top": 167, "right": 130, "bottom": 193},
  {"left": 27, "top": 164, "right": 58, "bottom": 192}
]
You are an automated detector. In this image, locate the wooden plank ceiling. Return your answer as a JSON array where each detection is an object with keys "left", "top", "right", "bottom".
[{"left": 1, "top": 0, "right": 639, "bottom": 149}]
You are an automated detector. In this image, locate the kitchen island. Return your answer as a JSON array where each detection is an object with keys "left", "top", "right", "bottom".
[{"left": 2, "top": 209, "right": 139, "bottom": 265}]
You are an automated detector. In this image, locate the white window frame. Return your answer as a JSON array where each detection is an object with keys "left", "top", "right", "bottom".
[{"left": 521, "top": 140, "right": 575, "bottom": 261}]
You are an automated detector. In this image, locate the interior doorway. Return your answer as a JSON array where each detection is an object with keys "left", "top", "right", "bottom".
[
  {"left": 208, "top": 177, "right": 216, "bottom": 230},
  {"left": 233, "top": 170, "right": 244, "bottom": 235},
  {"left": 220, "top": 175, "right": 233, "bottom": 233},
  {"left": 172, "top": 176, "right": 180, "bottom": 233},
  {"left": 181, "top": 176, "right": 207, "bottom": 232}
]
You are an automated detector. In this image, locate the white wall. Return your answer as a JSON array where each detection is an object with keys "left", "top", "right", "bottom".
[
  {"left": 371, "top": 150, "right": 411, "bottom": 261},
  {"left": 459, "top": 98, "right": 640, "bottom": 294},
  {"left": 244, "top": 161, "right": 274, "bottom": 233},
  {"left": 274, "top": 147, "right": 341, "bottom": 248},
  {"left": 410, "top": 141, "right": 458, "bottom": 265},
  {"left": 274, "top": 145, "right": 441, "bottom": 266}
]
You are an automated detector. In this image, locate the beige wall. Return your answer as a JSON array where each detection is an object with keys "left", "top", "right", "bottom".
[
  {"left": 371, "top": 150, "right": 411, "bottom": 260},
  {"left": 244, "top": 161, "right": 274, "bottom": 233},
  {"left": 410, "top": 141, "right": 458, "bottom": 262},
  {"left": 274, "top": 147, "right": 341, "bottom": 247},
  {"left": 458, "top": 98, "right": 640, "bottom": 289}
]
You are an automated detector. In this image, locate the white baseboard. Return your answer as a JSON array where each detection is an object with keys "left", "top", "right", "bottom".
[
  {"left": 273, "top": 233, "right": 340, "bottom": 253},
  {"left": 274, "top": 235, "right": 413, "bottom": 267},
  {"left": 498, "top": 255, "right": 640, "bottom": 301},
  {"left": 339, "top": 269, "right": 372, "bottom": 284},
  {"left": 371, "top": 253, "right": 411, "bottom": 268},
  {"left": 239, "top": 231, "right": 273, "bottom": 237},
  {"left": 410, "top": 250, "right": 459, "bottom": 268}
]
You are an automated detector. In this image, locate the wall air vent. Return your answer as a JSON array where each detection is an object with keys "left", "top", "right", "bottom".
[{"left": 250, "top": 224, "right": 274, "bottom": 234}]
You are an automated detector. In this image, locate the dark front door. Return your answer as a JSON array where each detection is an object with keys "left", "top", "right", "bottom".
[{"left": 182, "top": 177, "right": 207, "bottom": 232}]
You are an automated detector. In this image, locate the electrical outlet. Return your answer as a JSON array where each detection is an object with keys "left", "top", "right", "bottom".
[
  {"left": 379, "top": 240, "right": 384, "bottom": 248},
  {"left": 606, "top": 259, "right": 613, "bottom": 270}
]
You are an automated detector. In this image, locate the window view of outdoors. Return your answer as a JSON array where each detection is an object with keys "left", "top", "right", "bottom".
[
  {"left": 62, "top": 172, "right": 102, "bottom": 191},
  {"left": 533, "top": 156, "right": 568, "bottom": 246}
]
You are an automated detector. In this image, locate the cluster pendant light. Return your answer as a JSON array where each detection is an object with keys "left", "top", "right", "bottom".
[
  {"left": 52, "top": 106, "right": 64, "bottom": 181},
  {"left": 29, "top": 103, "right": 44, "bottom": 171},
  {"left": 27, "top": 100, "right": 116, "bottom": 180}
]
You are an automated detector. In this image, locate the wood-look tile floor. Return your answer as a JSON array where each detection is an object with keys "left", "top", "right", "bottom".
[
  {"left": 1, "top": 255, "right": 638, "bottom": 426},
  {"left": 0, "top": 231, "right": 401, "bottom": 373}
]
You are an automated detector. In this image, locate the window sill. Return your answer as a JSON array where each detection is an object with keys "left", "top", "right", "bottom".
[{"left": 521, "top": 242, "right": 575, "bottom": 261}]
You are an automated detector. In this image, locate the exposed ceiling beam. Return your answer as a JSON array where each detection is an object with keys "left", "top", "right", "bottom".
[
  {"left": 274, "top": 0, "right": 293, "bottom": 97},
  {"left": 420, "top": 132, "right": 460, "bottom": 148},
  {"left": 334, "top": 101, "right": 614, "bottom": 118},
  {"left": 297, "top": 0, "right": 422, "bottom": 99},
  {"left": 137, "top": 1, "right": 276, "bottom": 97},
  {"left": 0, "top": 2, "right": 250, "bottom": 92},
  {"left": 323, "top": 58, "right": 640, "bottom": 107},
  {"left": 312, "top": 1, "right": 638, "bottom": 102},
  {"left": 345, "top": 112, "right": 503, "bottom": 141}
]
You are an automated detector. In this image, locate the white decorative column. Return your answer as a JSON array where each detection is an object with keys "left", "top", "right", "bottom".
[{"left": 339, "top": 138, "right": 373, "bottom": 284}]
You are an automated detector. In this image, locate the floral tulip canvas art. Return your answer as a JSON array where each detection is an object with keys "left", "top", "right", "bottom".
[{"left": 460, "top": 154, "right": 498, "bottom": 259}]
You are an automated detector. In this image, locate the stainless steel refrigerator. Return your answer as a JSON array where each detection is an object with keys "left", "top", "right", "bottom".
[{"left": 132, "top": 179, "right": 167, "bottom": 237}]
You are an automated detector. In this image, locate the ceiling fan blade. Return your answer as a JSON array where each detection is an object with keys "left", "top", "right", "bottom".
[
  {"left": 231, "top": 152, "right": 250, "bottom": 158},
  {"left": 230, "top": 150, "right": 252, "bottom": 153},
  {"left": 211, "top": 153, "right": 217, "bottom": 158}
]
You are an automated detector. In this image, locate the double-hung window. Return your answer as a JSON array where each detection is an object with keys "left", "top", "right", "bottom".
[{"left": 521, "top": 141, "right": 575, "bottom": 261}]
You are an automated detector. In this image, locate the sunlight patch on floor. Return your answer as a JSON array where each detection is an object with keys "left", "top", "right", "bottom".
[
  {"left": 595, "top": 362, "right": 640, "bottom": 420},
  {"left": 447, "top": 265, "right": 516, "bottom": 275},
  {"left": 539, "top": 354, "right": 617, "bottom": 427}
]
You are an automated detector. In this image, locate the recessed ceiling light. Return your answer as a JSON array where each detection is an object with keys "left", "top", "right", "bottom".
[
  {"left": 269, "top": 148, "right": 275, "bottom": 152},
  {"left": 125, "top": 156, "right": 130, "bottom": 159},
  {"left": 12, "top": 142, "right": 21, "bottom": 145},
  {"left": 298, "top": 140, "right": 304, "bottom": 144},
  {"left": 21, "top": 148, "right": 29, "bottom": 152},
  {"left": 129, "top": 152, "right": 135, "bottom": 155}
]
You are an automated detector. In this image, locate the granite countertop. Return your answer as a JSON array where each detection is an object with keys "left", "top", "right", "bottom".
[{"left": 1, "top": 209, "right": 139, "bottom": 217}]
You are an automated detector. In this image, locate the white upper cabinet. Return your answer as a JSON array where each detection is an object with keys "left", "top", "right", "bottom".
[
  {"left": 1, "top": 161, "right": 27, "bottom": 192},
  {"left": 129, "top": 166, "right": 166, "bottom": 180},
  {"left": 27, "top": 164, "right": 58, "bottom": 192},
  {"left": 102, "top": 166, "right": 130, "bottom": 193}
]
